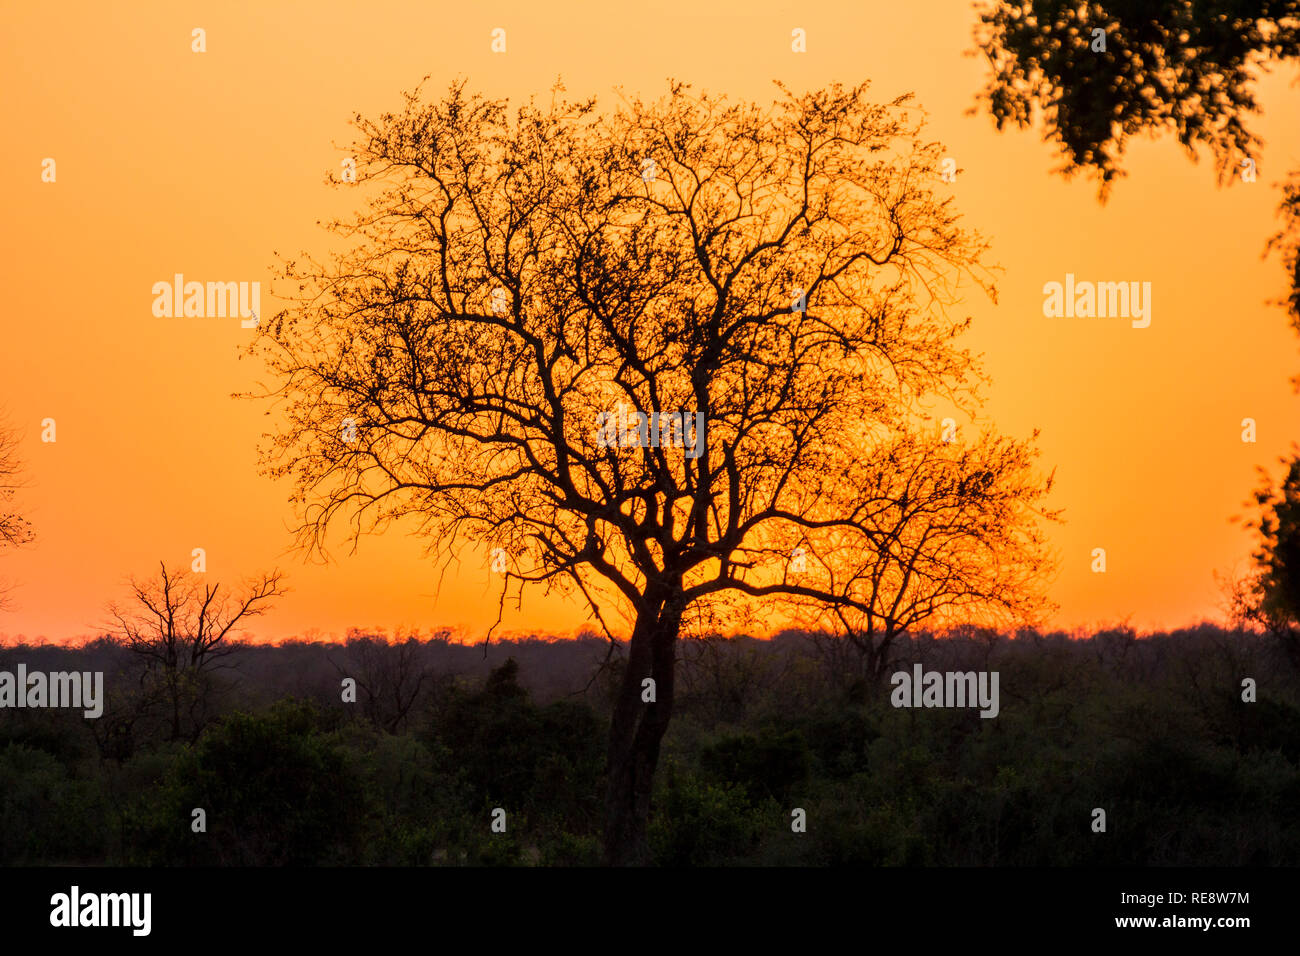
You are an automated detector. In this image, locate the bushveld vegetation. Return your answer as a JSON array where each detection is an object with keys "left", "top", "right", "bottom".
[{"left": 1, "top": 623, "right": 1296, "bottom": 866}]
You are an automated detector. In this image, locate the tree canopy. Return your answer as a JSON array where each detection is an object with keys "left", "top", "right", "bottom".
[{"left": 253, "top": 78, "right": 1058, "bottom": 862}]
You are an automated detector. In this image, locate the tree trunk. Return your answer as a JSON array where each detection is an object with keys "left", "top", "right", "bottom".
[
  {"left": 167, "top": 668, "right": 183, "bottom": 742},
  {"left": 868, "top": 628, "right": 896, "bottom": 683},
  {"left": 603, "top": 600, "right": 681, "bottom": 866}
]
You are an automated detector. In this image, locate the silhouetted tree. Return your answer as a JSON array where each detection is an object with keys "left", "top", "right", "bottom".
[
  {"left": 253, "top": 79, "right": 1057, "bottom": 864},
  {"left": 106, "top": 563, "right": 287, "bottom": 741},
  {"left": 789, "top": 432, "right": 1057, "bottom": 680},
  {"left": 0, "top": 417, "right": 34, "bottom": 611},
  {"left": 335, "top": 629, "right": 445, "bottom": 733},
  {"left": 1234, "top": 456, "right": 1300, "bottom": 667}
]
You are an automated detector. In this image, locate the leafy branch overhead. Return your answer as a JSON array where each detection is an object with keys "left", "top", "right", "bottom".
[{"left": 974, "top": 0, "right": 1300, "bottom": 194}]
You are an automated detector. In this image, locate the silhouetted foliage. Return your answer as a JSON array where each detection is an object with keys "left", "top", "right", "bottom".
[
  {"left": 253, "top": 78, "right": 1058, "bottom": 863},
  {"left": 0, "top": 417, "right": 33, "bottom": 612},
  {"left": 1, "top": 626, "right": 1296, "bottom": 866},
  {"left": 1233, "top": 457, "right": 1300, "bottom": 667},
  {"left": 974, "top": 0, "right": 1300, "bottom": 193},
  {"left": 428, "top": 658, "right": 603, "bottom": 834},
  {"left": 700, "top": 729, "right": 811, "bottom": 802},
  {"left": 126, "top": 699, "right": 366, "bottom": 865}
]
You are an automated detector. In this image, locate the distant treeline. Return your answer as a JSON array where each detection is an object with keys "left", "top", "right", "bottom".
[{"left": 1, "top": 623, "right": 1297, "bottom": 865}]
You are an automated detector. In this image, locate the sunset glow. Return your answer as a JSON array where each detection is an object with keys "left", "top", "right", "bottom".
[{"left": 3, "top": 0, "right": 1298, "bottom": 643}]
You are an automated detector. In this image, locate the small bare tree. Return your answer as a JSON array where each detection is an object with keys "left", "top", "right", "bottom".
[
  {"left": 107, "top": 562, "right": 287, "bottom": 740},
  {"left": 789, "top": 431, "right": 1058, "bottom": 681},
  {"left": 0, "top": 418, "right": 34, "bottom": 611},
  {"left": 334, "top": 628, "right": 446, "bottom": 733}
]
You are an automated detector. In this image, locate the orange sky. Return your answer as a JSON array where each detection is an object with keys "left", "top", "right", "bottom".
[{"left": 2, "top": 1, "right": 1298, "bottom": 643}]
